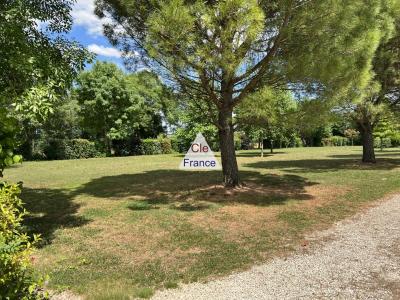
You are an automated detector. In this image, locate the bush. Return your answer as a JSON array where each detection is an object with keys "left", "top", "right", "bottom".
[
  {"left": 44, "top": 139, "right": 101, "bottom": 160},
  {"left": 322, "top": 136, "right": 349, "bottom": 146},
  {"left": 141, "top": 139, "right": 162, "bottom": 155},
  {"left": 291, "top": 136, "right": 303, "bottom": 148},
  {"left": 64, "top": 139, "right": 100, "bottom": 159},
  {"left": 0, "top": 183, "right": 47, "bottom": 299},
  {"left": 374, "top": 137, "right": 392, "bottom": 149},
  {"left": 138, "top": 137, "right": 174, "bottom": 155},
  {"left": 391, "top": 133, "right": 400, "bottom": 147},
  {"left": 158, "top": 137, "right": 173, "bottom": 154}
]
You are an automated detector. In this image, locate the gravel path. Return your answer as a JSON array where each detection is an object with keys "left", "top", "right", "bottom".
[{"left": 153, "top": 195, "right": 400, "bottom": 300}]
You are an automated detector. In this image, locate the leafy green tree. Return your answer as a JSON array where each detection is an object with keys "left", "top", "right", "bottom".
[
  {"left": 96, "top": 0, "right": 385, "bottom": 186},
  {"left": 237, "top": 87, "right": 296, "bottom": 156},
  {"left": 373, "top": 110, "right": 399, "bottom": 151},
  {"left": 351, "top": 7, "right": 400, "bottom": 162},
  {"left": 1, "top": 1, "right": 89, "bottom": 298},
  {"left": 76, "top": 62, "right": 166, "bottom": 155},
  {"left": 0, "top": 0, "right": 89, "bottom": 174},
  {"left": 295, "top": 99, "right": 333, "bottom": 147},
  {"left": 17, "top": 96, "right": 83, "bottom": 160},
  {"left": 344, "top": 129, "right": 360, "bottom": 146}
]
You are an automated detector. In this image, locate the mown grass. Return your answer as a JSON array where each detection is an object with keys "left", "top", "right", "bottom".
[{"left": 4, "top": 147, "right": 400, "bottom": 298}]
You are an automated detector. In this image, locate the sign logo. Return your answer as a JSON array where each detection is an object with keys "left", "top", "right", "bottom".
[{"left": 179, "top": 133, "right": 221, "bottom": 170}]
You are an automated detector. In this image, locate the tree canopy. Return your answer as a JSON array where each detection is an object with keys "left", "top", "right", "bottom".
[
  {"left": 75, "top": 62, "right": 169, "bottom": 154},
  {"left": 0, "top": 0, "right": 89, "bottom": 176},
  {"left": 96, "top": 0, "right": 395, "bottom": 186},
  {"left": 237, "top": 87, "right": 297, "bottom": 155}
]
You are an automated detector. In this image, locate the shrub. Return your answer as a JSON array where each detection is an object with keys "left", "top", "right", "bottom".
[
  {"left": 43, "top": 139, "right": 66, "bottom": 160},
  {"left": 322, "top": 136, "right": 349, "bottom": 147},
  {"left": 291, "top": 136, "right": 303, "bottom": 148},
  {"left": 169, "top": 136, "right": 181, "bottom": 153},
  {"left": 141, "top": 139, "right": 162, "bottom": 155},
  {"left": 157, "top": 137, "right": 173, "bottom": 154},
  {"left": 139, "top": 138, "right": 174, "bottom": 155},
  {"left": 44, "top": 139, "right": 101, "bottom": 160},
  {"left": 374, "top": 137, "right": 392, "bottom": 149},
  {"left": 0, "top": 183, "right": 47, "bottom": 299},
  {"left": 64, "top": 139, "right": 100, "bottom": 159},
  {"left": 391, "top": 133, "right": 400, "bottom": 147}
]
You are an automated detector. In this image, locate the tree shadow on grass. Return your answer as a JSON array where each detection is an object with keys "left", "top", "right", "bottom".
[
  {"left": 21, "top": 169, "right": 317, "bottom": 245},
  {"left": 73, "top": 169, "right": 316, "bottom": 207},
  {"left": 244, "top": 154, "right": 400, "bottom": 174},
  {"left": 329, "top": 152, "right": 400, "bottom": 159},
  {"left": 21, "top": 187, "right": 91, "bottom": 246},
  {"left": 236, "top": 151, "right": 287, "bottom": 158}
]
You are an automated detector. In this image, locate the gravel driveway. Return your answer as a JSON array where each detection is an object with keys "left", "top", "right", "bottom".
[{"left": 152, "top": 195, "right": 400, "bottom": 300}]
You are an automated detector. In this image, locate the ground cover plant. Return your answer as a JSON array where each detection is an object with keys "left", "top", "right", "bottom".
[{"left": 4, "top": 146, "right": 400, "bottom": 299}]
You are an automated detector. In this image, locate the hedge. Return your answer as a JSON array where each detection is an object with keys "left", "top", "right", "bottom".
[
  {"left": 374, "top": 137, "right": 392, "bottom": 149},
  {"left": 140, "top": 138, "right": 173, "bottom": 155},
  {"left": 322, "top": 136, "right": 349, "bottom": 146},
  {"left": 44, "top": 139, "right": 101, "bottom": 160}
]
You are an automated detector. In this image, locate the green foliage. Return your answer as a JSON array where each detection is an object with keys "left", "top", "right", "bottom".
[
  {"left": 374, "top": 137, "right": 392, "bottom": 149},
  {"left": 140, "top": 138, "right": 173, "bottom": 155},
  {"left": 0, "top": 113, "right": 22, "bottom": 177},
  {"left": 0, "top": 0, "right": 89, "bottom": 175},
  {"left": 157, "top": 137, "right": 173, "bottom": 155},
  {"left": 344, "top": 129, "right": 360, "bottom": 145},
  {"left": 97, "top": 0, "right": 387, "bottom": 103},
  {"left": 141, "top": 139, "right": 162, "bottom": 155},
  {"left": 348, "top": 6, "right": 400, "bottom": 160},
  {"left": 174, "top": 126, "right": 219, "bottom": 154},
  {"left": 64, "top": 139, "right": 101, "bottom": 160},
  {"left": 373, "top": 112, "right": 399, "bottom": 141},
  {"left": 372, "top": 13, "right": 400, "bottom": 107},
  {"left": 0, "top": 0, "right": 89, "bottom": 106},
  {"left": 75, "top": 62, "right": 168, "bottom": 155},
  {"left": 0, "top": 183, "right": 47, "bottom": 299},
  {"left": 292, "top": 136, "right": 304, "bottom": 148},
  {"left": 234, "top": 133, "right": 242, "bottom": 151},
  {"left": 322, "top": 136, "right": 350, "bottom": 147},
  {"left": 237, "top": 87, "right": 298, "bottom": 149},
  {"left": 43, "top": 139, "right": 101, "bottom": 160},
  {"left": 295, "top": 99, "right": 335, "bottom": 146},
  {"left": 96, "top": 0, "right": 389, "bottom": 184}
]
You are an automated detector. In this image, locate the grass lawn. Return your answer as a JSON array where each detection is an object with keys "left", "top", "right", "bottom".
[{"left": 4, "top": 147, "right": 400, "bottom": 299}]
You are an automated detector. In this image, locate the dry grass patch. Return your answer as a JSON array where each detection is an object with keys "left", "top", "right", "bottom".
[{"left": 3, "top": 147, "right": 400, "bottom": 298}]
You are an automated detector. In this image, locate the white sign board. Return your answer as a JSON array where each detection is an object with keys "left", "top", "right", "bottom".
[{"left": 179, "top": 133, "right": 221, "bottom": 170}]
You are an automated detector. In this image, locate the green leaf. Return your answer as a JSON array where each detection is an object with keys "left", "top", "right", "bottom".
[
  {"left": 4, "top": 157, "right": 13, "bottom": 167},
  {"left": 12, "top": 155, "right": 22, "bottom": 164}
]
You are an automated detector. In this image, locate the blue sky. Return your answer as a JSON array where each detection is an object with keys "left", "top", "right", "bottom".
[{"left": 69, "top": 0, "right": 125, "bottom": 69}]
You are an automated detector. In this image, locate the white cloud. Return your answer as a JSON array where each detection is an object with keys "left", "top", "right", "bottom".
[
  {"left": 88, "top": 44, "right": 122, "bottom": 58},
  {"left": 72, "top": 0, "right": 110, "bottom": 36}
]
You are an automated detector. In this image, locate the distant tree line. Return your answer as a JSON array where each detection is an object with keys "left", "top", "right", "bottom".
[{"left": 16, "top": 61, "right": 400, "bottom": 161}]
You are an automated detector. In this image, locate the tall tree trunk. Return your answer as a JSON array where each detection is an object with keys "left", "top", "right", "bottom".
[
  {"left": 270, "top": 140, "right": 274, "bottom": 153},
  {"left": 218, "top": 108, "right": 240, "bottom": 187},
  {"left": 360, "top": 124, "right": 376, "bottom": 163}
]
